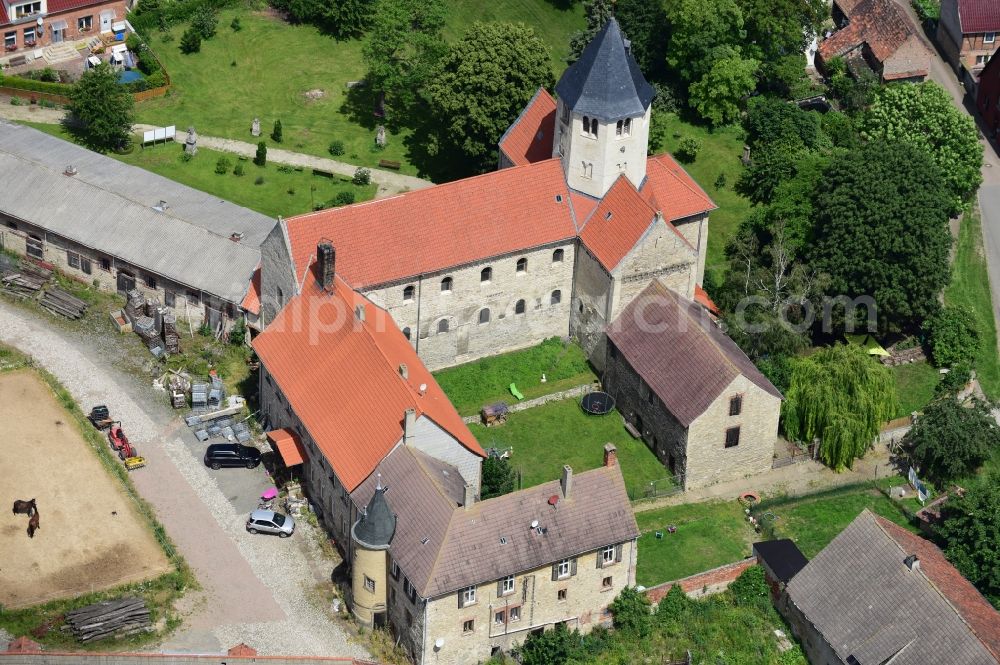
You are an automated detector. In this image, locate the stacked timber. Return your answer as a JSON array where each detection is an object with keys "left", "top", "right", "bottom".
[
  {"left": 40, "top": 287, "right": 88, "bottom": 319},
  {"left": 65, "top": 597, "right": 150, "bottom": 642},
  {"left": 0, "top": 261, "right": 50, "bottom": 298},
  {"left": 163, "top": 313, "right": 181, "bottom": 353}
]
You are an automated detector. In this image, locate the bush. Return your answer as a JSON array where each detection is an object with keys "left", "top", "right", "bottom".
[
  {"left": 214, "top": 156, "right": 231, "bottom": 174},
  {"left": 328, "top": 139, "right": 345, "bottom": 156},
  {"left": 353, "top": 167, "right": 371, "bottom": 186},
  {"left": 254, "top": 141, "right": 267, "bottom": 167},
  {"left": 334, "top": 190, "right": 356, "bottom": 206},
  {"left": 180, "top": 151, "right": 194, "bottom": 162},
  {"left": 9, "top": 97, "right": 22, "bottom": 106},
  {"left": 676, "top": 136, "right": 701, "bottom": 163},
  {"left": 271, "top": 119, "right": 283, "bottom": 143},
  {"left": 936, "top": 362, "right": 972, "bottom": 396},
  {"left": 125, "top": 33, "right": 143, "bottom": 51},
  {"left": 0, "top": 74, "right": 71, "bottom": 95},
  {"left": 233, "top": 161, "right": 245, "bottom": 176},
  {"left": 254, "top": 175, "right": 265, "bottom": 185},
  {"left": 608, "top": 586, "right": 652, "bottom": 638},
  {"left": 229, "top": 318, "right": 246, "bottom": 345},
  {"left": 198, "top": 322, "right": 212, "bottom": 336},
  {"left": 656, "top": 584, "right": 690, "bottom": 623},
  {"left": 230, "top": 16, "right": 241, "bottom": 31},
  {"left": 729, "top": 566, "right": 769, "bottom": 607},
  {"left": 925, "top": 305, "right": 979, "bottom": 367},
  {"left": 714, "top": 172, "right": 727, "bottom": 189},
  {"left": 191, "top": 5, "right": 218, "bottom": 38},
  {"left": 179, "top": 27, "right": 201, "bottom": 54},
  {"left": 481, "top": 455, "right": 515, "bottom": 499}
]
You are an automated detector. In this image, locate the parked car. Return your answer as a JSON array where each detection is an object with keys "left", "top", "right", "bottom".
[
  {"left": 246, "top": 509, "right": 294, "bottom": 537},
  {"left": 204, "top": 443, "right": 261, "bottom": 470}
]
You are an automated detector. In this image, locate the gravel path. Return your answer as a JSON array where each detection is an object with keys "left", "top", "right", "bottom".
[{"left": 0, "top": 300, "right": 368, "bottom": 659}]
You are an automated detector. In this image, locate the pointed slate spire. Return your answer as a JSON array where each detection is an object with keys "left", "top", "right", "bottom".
[
  {"left": 554, "top": 18, "right": 654, "bottom": 122},
  {"left": 352, "top": 483, "right": 396, "bottom": 549}
]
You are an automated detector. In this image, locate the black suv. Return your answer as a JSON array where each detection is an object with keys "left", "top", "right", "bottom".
[{"left": 204, "top": 443, "right": 262, "bottom": 470}]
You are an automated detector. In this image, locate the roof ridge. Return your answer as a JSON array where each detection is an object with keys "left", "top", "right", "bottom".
[{"left": 404, "top": 446, "right": 461, "bottom": 506}]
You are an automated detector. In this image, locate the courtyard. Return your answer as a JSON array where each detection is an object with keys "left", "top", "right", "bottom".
[{"left": 0, "top": 369, "right": 171, "bottom": 609}]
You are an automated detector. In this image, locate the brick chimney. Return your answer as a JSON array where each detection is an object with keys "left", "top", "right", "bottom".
[
  {"left": 399, "top": 363, "right": 408, "bottom": 380},
  {"left": 603, "top": 443, "right": 618, "bottom": 467},
  {"left": 403, "top": 408, "right": 416, "bottom": 445},
  {"left": 561, "top": 465, "right": 573, "bottom": 499},
  {"left": 317, "top": 242, "right": 335, "bottom": 290},
  {"left": 463, "top": 483, "right": 475, "bottom": 509}
]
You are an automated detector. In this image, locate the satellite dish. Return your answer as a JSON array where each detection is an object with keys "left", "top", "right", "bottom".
[
  {"left": 36, "top": 16, "right": 43, "bottom": 25},
  {"left": 419, "top": 383, "right": 427, "bottom": 392},
  {"left": 434, "top": 638, "right": 445, "bottom": 650},
  {"left": 530, "top": 520, "right": 539, "bottom": 529}
]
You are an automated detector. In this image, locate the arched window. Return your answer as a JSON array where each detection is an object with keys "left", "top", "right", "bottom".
[
  {"left": 402, "top": 327, "right": 411, "bottom": 340},
  {"left": 551, "top": 290, "right": 562, "bottom": 305},
  {"left": 615, "top": 118, "right": 632, "bottom": 138},
  {"left": 515, "top": 299, "right": 526, "bottom": 315},
  {"left": 479, "top": 308, "right": 491, "bottom": 324},
  {"left": 481, "top": 267, "right": 492, "bottom": 283},
  {"left": 441, "top": 276, "right": 453, "bottom": 293},
  {"left": 552, "top": 248, "right": 564, "bottom": 263},
  {"left": 516, "top": 257, "right": 527, "bottom": 274},
  {"left": 582, "top": 162, "right": 593, "bottom": 179},
  {"left": 437, "top": 319, "right": 450, "bottom": 333},
  {"left": 582, "top": 116, "right": 590, "bottom": 135},
  {"left": 592, "top": 121, "right": 598, "bottom": 139},
  {"left": 403, "top": 285, "right": 415, "bottom": 301}
]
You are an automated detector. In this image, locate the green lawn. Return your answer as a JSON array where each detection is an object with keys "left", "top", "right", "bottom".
[
  {"left": 434, "top": 337, "right": 596, "bottom": 415},
  {"left": 891, "top": 361, "right": 939, "bottom": 417},
  {"left": 136, "top": 4, "right": 584, "bottom": 177},
  {"left": 20, "top": 121, "right": 375, "bottom": 218},
  {"left": 634, "top": 500, "right": 755, "bottom": 587},
  {"left": 945, "top": 208, "right": 1000, "bottom": 398},
  {"left": 468, "top": 398, "right": 664, "bottom": 495},
  {"left": 654, "top": 114, "right": 751, "bottom": 283}
]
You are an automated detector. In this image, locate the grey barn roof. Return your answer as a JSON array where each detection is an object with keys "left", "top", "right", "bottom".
[
  {"left": 554, "top": 18, "right": 654, "bottom": 122},
  {"left": 0, "top": 122, "right": 274, "bottom": 303}
]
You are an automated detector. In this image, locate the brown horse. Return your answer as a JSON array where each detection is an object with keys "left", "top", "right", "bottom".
[
  {"left": 27, "top": 509, "right": 39, "bottom": 538},
  {"left": 12, "top": 498, "right": 35, "bottom": 516}
]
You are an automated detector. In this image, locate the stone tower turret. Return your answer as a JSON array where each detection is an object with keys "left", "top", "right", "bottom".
[
  {"left": 351, "top": 475, "right": 396, "bottom": 627},
  {"left": 552, "top": 18, "right": 655, "bottom": 199}
]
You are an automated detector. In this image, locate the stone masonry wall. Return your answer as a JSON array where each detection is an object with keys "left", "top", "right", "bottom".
[
  {"left": 570, "top": 245, "right": 613, "bottom": 371},
  {"left": 611, "top": 220, "right": 698, "bottom": 323},
  {"left": 259, "top": 222, "right": 299, "bottom": 326}
]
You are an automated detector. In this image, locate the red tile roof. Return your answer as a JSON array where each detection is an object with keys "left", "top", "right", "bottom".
[
  {"left": 252, "top": 271, "right": 483, "bottom": 492},
  {"left": 817, "top": 0, "right": 930, "bottom": 78},
  {"left": 958, "top": 0, "right": 1000, "bottom": 33},
  {"left": 568, "top": 190, "right": 600, "bottom": 226},
  {"left": 875, "top": 515, "right": 1000, "bottom": 661},
  {"left": 694, "top": 284, "right": 719, "bottom": 315},
  {"left": 241, "top": 266, "right": 261, "bottom": 315},
  {"left": 267, "top": 428, "right": 307, "bottom": 467},
  {"left": 579, "top": 175, "right": 659, "bottom": 271},
  {"left": 642, "top": 152, "right": 717, "bottom": 222},
  {"left": 284, "top": 159, "right": 577, "bottom": 289},
  {"left": 498, "top": 87, "right": 557, "bottom": 167}
]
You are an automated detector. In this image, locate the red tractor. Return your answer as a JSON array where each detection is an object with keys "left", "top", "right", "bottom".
[{"left": 108, "top": 422, "right": 145, "bottom": 470}]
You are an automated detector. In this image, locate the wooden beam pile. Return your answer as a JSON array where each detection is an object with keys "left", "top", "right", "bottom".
[
  {"left": 64, "top": 597, "right": 151, "bottom": 642},
  {"left": 40, "top": 287, "right": 88, "bottom": 319},
  {"left": 0, "top": 261, "right": 50, "bottom": 299}
]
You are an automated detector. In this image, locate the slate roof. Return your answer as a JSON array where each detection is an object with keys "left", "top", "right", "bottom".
[
  {"left": 554, "top": 18, "right": 654, "bottom": 122},
  {"left": 0, "top": 122, "right": 270, "bottom": 304},
  {"left": 818, "top": 0, "right": 931, "bottom": 80},
  {"left": 607, "top": 281, "right": 782, "bottom": 427},
  {"left": 252, "top": 271, "right": 484, "bottom": 492},
  {"left": 753, "top": 539, "right": 808, "bottom": 584},
  {"left": 353, "top": 449, "right": 638, "bottom": 599},
  {"left": 353, "top": 486, "right": 396, "bottom": 549},
  {"left": 957, "top": 0, "right": 1000, "bottom": 33},
  {"left": 786, "top": 510, "right": 1000, "bottom": 665},
  {"left": 498, "top": 88, "right": 557, "bottom": 168}
]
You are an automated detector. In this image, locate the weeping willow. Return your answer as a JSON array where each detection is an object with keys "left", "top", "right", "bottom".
[{"left": 783, "top": 344, "right": 898, "bottom": 470}]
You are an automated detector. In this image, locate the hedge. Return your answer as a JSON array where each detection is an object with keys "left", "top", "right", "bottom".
[
  {"left": 0, "top": 74, "right": 74, "bottom": 95},
  {"left": 129, "top": 0, "right": 239, "bottom": 35}
]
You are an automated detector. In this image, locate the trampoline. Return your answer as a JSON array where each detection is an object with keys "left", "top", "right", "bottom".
[
  {"left": 118, "top": 70, "right": 144, "bottom": 84},
  {"left": 580, "top": 391, "right": 615, "bottom": 415}
]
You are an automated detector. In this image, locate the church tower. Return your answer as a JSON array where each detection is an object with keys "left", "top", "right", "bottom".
[
  {"left": 350, "top": 479, "right": 395, "bottom": 628},
  {"left": 553, "top": 18, "right": 655, "bottom": 199}
]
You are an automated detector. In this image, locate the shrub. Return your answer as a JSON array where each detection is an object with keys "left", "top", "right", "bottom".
[
  {"left": 925, "top": 305, "right": 979, "bottom": 367},
  {"left": 198, "top": 322, "right": 212, "bottom": 336},
  {"left": 214, "top": 156, "right": 231, "bottom": 174},
  {"left": 328, "top": 139, "right": 345, "bottom": 156},
  {"left": 230, "top": 16, "right": 242, "bottom": 31},
  {"left": 180, "top": 151, "right": 194, "bottom": 162},
  {"left": 254, "top": 141, "right": 267, "bottom": 167},
  {"left": 729, "top": 565, "right": 769, "bottom": 607},
  {"left": 936, "top": 362, "right": 972, "bottom": 396},
  {"left": 353, "top": 167, "right": 371, "bottom": 186},
  {"left": 125, "top": 33, "right": 143, "bottom": 51},
  {"left": 254, "top": 175, "right": 265, "bottom": 185},
  {"left": 271, "top": 119, "right": 283, "bottom": 143},
  {"left": 714, "top": 172, "right": 727, "bottom": 189},
  {"left": 656, "top": 584, "right": 690, "bottom": 623},
  {"left": 191, "top": 5, "right": 218, "bottom": 39},
  {"left": 608, "top": 586, "right": 652, "bottom": 637},
  {"left": 233, "top": 161, "right": 245, "bottom": 176},
  {"left": 676, "top": 137, "right": 701, "bottom": 163},
  {"left": 229, "top": 318, "right": 246, "bottom": 345},
  {"left": 179, "top": 27, "right": 201, "bottom": 54},
  {"left": 38, "top": 67, "right": 58, "bottom": 82},
  {"left": 277, "top": 164, "right": 295, "bottom": 173},
  {"left": 9, "top": 97, "right": 22, "bottom": 106},
  {"left": 481, "top": 455, "right": 515, "bottom": 499},
  {"left": 334, "top": 190, "right": 356, "bottom": 206},
  {"left": 287, "top": 188, "right": 296, "bottom": 195}
]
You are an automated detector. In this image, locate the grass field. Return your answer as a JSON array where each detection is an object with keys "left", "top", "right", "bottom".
[
  {"left": 136, "top": 3, "right": 584, "bottom": 176},
  {"left": 468, "top": 398, "right": 665, "bottom": 495},
  {"left": 945, "top": 208, "right": 1000, "bottom": 398},
  {"left": 434, "top": 337, "right": 596, "bottom": 415},
  {"left": 892, "top": 361, "right": 939, "bottom": 417}
]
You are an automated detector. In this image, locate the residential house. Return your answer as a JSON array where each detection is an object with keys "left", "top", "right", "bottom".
[
  {"left": 938, "top": 0, "right": 1000, "bottom": 82},
  {"left": 818, "top": 0, "right": 932, "bottom": 82},
  {"left": 978, "top": 50, "right": 1000, "bottom": 136},
  {"left": 0, "top": 121, "right": 273, "bottom": 327},
  {"left": 780, "top": 509, "right": 1000, "bottom": 664},
  {"left": 603, "top": 281, "right": 782, "bottom": 490},
  {"left": 1, "top": 0, "right": 125, "bottom": 52}
]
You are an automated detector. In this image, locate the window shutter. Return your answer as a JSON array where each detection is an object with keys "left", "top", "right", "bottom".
[
  {"left": 597, "top": 551, "right": 603, "bottom": 569},
  {"left": 457, "top": 590, "right": 463, "bottom": 609},
  {"left": 552, "top": 564, "right": 558, "bottom": 581},
  {"left": 497, "top": 580, "right": 504, "bottom": 597},
  {"left": 571, "top": 558, "right": 578, "bottom": 577},
  {"left": 615, "top": 544, "right": 623, "bottom": 563}
]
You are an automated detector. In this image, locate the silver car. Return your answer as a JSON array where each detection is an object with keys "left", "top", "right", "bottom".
[{"left": 246, "top": 509, "right": 295, "bottom": 538}]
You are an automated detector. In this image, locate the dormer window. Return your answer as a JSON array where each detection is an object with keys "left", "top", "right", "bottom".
[
  {"left": 582, "top": 116, "right": 598, "bottom": 138},
  {"left": 13, "top": 1, "right": 41, "bottom": 18},
  {"left": 616, "top": 118, "right": 631, "bottom": 138}
]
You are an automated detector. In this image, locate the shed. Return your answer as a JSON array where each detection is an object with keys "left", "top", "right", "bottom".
[{"left": 754, "top": 539, "right": 808, "bottom": 598}]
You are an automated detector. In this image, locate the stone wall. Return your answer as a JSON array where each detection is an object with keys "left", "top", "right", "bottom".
[
  {"left": 259, "top": 222, "right": 299, "bottom": 326},
  {"left": 778, "top": 593, "right": 843, "bottom": 665},
  {"left": 570, "top": 246, "right": 613, "bottom": 370},
  {"left": 644, "top": 557, "right": 756, "bottom": 603},
  {"left": 611, "top": 219, "right": 698, "bottom": 322},
  {"left": 385, "top": 562, "right": 428, "bottom": 662},
  {"left": 419, "top": 540, "right": 637, "bottom": 665},
  {"left": 672, "top": 213, "right": 709, "bottom": 286}
]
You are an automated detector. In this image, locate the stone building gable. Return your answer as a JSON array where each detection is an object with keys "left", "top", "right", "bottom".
[{"left": 259, "top": 220, "right": 299, "bottom": 325}]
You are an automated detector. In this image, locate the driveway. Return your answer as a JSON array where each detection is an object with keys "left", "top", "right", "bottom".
[{"left": 0, "top": 300, "right": 367, "bottom": 659}]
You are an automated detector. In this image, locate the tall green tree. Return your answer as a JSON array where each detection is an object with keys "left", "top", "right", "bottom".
[
  {"left": 903, "top": 396, "right": 999, "bottom": 485},
  {"left": 423, "top": 22, "right": 554, "bottom": 173},
  {"left": 665, "top": 0, "right": 746, "bottom": 85},
  {"left": 608, "top": 587, "right": 652, "bottom": 637},
  {"left": 362, "top": 0, "right": 447, "bottom": 116},
  {"left": 861, "top": 82, "right": 983, "bottom": 214},
  {"left": 938, "top": 473, "right": 1000, "bottom": 608},
  {"left": 321, "top": 0, "right": 376, "bottom": 38},
  {"left": 688, "top": 53, "right": 760, "bottom": 126},
  {"left": 739, "top": 0, "right": 826, "bottom": 64},
  {"left": 808, "top": 141, "right": 952, "bottom": 333},
  {"left": 613, "top": 0, "right": 669, "bottom": 78},
  {"left": 925, "top": 305, "right": 980, "bottom": 367},
  {"left": 66, "top": 62, "right": 135, "bottom": 152},
  {"left": 783, "top": 344, "right": 898, "bottom": 470},
  {"left": 481, "top": 455, "right": 516, "bottom": 499},
  {"left": 567, "top": 0, "right": 613, "bottom": 62}
]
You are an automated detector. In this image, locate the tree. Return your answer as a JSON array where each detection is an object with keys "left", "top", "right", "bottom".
[
  {"left": 191, "top": 5, "right": 218, "bottom": 39},
  {"left": 516, "top": 622, "right": 578, "bottom": 665},
  {"left": 688, "top": 53, "right": 760, "bottom": 125},
  {"left": 362, "top": 0, "right": 447, "bottom": 116},
  {"left": 904, "top": 396, "right": 999, "bottom": 485},
  {"left": 861, "top": 82, "right": 983, "bottom": 213},
  {"left": 925, "top": 305, "right": 979, "bottom": 367},
  {"left": 567, "top": 0, "right": 613, "bottom": 63},
  {"left": 271, "top": 119, "right": 283, "bottom": 143},
  {"left": 481, "top": 455, "right": 516, "bottom": 499},
  {"left": 655, "top": 584, "right": 690, "bottom": 623},
  {"left": 353, "top": 167, "right": 371, "bottom": 185},
  {"left": 728, "top": 565, "right": 769, "bottom": 606},
  {"left": 808, "top": 141, "right": 952, "bottom": 333},
  {"left": 783, "top": 344, "right": 898, "bottom": 470},
  {"left": 423, "top": 22, "right": 554, "bottom": 173},
  {"left": 744, "top": 96, "right": 825, "bottom": 151},
  {"left": 66, "top": 62, "right": 135, "bottom": 152},
  {"left": 938, "top": 472, "right": 1000, "bottom": 608},
  {"left": 666, "top": 0, "right": 746, "bottom": 86},
  {"left": 254, "top": 141, "right": 267, "bottom": 166},
  {"left": 321, "top": 0, "right": 376, "bottom": 39},
  {"left": 739, "top": 0, "right": 826, "bottom": 65},
  {"left": 179, "top": 27, "right": 201, "bottom": 54},
  {"left": 609, "top": 586, "right": 652, "bottom": 637},
  {"left": 568, "top": 0, "right": 668, "bottom": 78}
]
